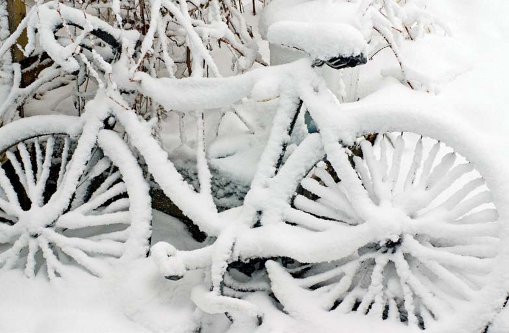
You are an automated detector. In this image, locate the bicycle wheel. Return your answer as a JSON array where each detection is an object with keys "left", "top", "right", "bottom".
[
  {"left": 0, "top": 116, "right": 151, "bottom": 279},
  {"left": 262, "top": 112, "right": 509, "bottom": 332}
]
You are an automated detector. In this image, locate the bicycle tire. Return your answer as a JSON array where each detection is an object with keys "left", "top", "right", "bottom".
[
  {"left": 0, "top": 116, "right": 151, "bottom": 279},
  {"left": 260, "top": 109, "right": 509, "bottom": 333}
]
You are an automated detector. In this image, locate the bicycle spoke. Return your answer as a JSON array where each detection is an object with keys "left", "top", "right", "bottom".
[
  {"left": 456, "top": 209, "right": 498, "bottom": 224},
  {"left": 1, "top": 234, "right": 28, "bottom": 270},
  {"left": 39, "top": 236, "right": 65, "bottom": 279},
  {"left": 440, "top": 177, "right": 484, "bottom": 211},
  {"left": 73, "top": 182, "right": 127, "bottom": 215},
  {"left": 44, "top": 228, "right": 124, "bottom": 257},
  {"left": 0, "top": 166, "right": 20, "bottom": 208},
  {"left": 353, "top": 155, "right": 376, "bottom": 201},
  {"left": 100, "top": 198, "right": 130, "bottom": 214},
  {"left": 24, "top": 237, "right": 38, "bottom": 278},
  {"left": 300, "top": 177, "right": 358, "bottom": 220},
  {"left": 18, "top": 142, "right": 37, "bottom": 203},
  {"left": 284, "top": 207, "right": 346, "bottom": 231},
  {"left": 426, "top": 152, "right": 456, "bottom": 190},
  {"left": 89, "top": 171, "right": 121, "bottom": 200},
  {"left": 403, "top": 137, "right": 423, "bottom": 191},
  {"left": 34, "top": 138, "right": 43, "bottom": 182},
  {"left": 57, "top": 136, "right": 71, "bottom": 187},
  {"left": 6, "top": 150, "right": 28, "bottom": 196},
  {"left": 56, "top": 211, "right": 131, "bottom": 229},
  {"left": 361, "top": 140, "right": 388, "bottom": 203},
  {"left": 393, "top": 251, "right": 417, "bottom": 325},
  {"left": 357, "top": 255, "right": 389, "bottom": 315},
  {"left": 293, "top": 194, "right": 352, "bottom": 223},
  {"left": 387, "top": 134, "right": 405, "bottom": 192},
  {"left": 34, "top": 137, "right": 55, "bottom": 206}
]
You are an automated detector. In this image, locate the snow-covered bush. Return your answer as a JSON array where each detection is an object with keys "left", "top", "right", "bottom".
[{"left": 0, "top": 0, "right": 262, "bottom": 123}]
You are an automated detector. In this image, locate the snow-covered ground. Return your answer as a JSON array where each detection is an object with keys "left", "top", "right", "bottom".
[
  {"left": 1, "top": 0, "right": 509, "bottom": 332},
  {"left": 0, "top": 212, "right": 421, "bottom": 333},
  {"left": 0, "top": 211, "right": 203, "bottom": 333}
]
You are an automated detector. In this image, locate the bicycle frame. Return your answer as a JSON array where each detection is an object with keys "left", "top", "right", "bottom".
[
  {"left": 50, "top": 43, "right": 505, "bottom": 267},
  {"left": 129, "top": 57, "right": 380, "bottom": 307},
  {"left": 0, "top": 58, "right": 319, "bottom": 253},
  {"left": 12, "top": 57, "right": 338, "bottom": 281},
  {"left": 49, "top": 58, "right": 327, "bottom": 237}
]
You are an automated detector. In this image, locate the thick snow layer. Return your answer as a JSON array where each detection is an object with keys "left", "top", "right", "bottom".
[
  {"left": 0, "top": 211, "right": 202, "bottom": 333},
  {"left": 25, "top": 1, "right": 138, "bottom": 73},
  {"left": 209, "top": 133, "right": 265, "bottom": 185},
  {"left": 267, "top": 21, "right": 367, "bottom": 61},
  {"left": 397, "top": 34, "right": 473, "bottom": 91},
  {"left": 259, "top": 0, "right": 364, "bottom": 39},
  {"left": 0, "top": 115, "right": 83, "bottom": 150}
]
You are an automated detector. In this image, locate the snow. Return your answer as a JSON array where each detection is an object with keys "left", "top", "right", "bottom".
[
  {"left": 397, "top": 34, "right": 473, "bottom": 92},
  {"left": 110, "top": 96, "right": 228, "bottom": 236},
  {"left": 97, "top": 130, "right": 152, "bottom": 261},
  {"left": 267, "top": 21, "right": 367, "bottom": 61},
  {"left": 27, "top": 2, "right": 138, "bottom": 74},
  {"left": 2, "top": 0, "right": 509, "bottom": 332},
  {"left": 208, "top": 135, "right": 261, "bottom": 183},
  {"left": 259, "top": 0, "right": 364, "bottom": 39},
  {"left": 0, "top": 211, "right": 202, "bottom": 333},
  {"left": 0, "top": 115, "right": 82, "bottom": 151},
  {"left": 134, "top": 71, "right": 254, "bottom": 112}
]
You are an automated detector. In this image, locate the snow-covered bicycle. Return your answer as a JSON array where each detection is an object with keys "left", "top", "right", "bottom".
[
  {"left": 0, "top": 8, "right": 507, "bottom": 333},
  {"left": 150, "top": 23, "right": 509, "bottom": 333}
]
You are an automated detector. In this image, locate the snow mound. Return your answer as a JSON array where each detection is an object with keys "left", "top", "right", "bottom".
[{"left": 398, "top": 34, "right": 473, "bottom": 91}]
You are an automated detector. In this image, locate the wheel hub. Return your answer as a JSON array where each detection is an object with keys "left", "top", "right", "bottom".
[
  {"left": 18, "top": 208, "right": 55, "bottom": 237},
  {"left": 367, "top": 204, "right": 413, "bottom": 240},
  {"left": 380, "top": 237, "right": 402, "bottom": 254}
]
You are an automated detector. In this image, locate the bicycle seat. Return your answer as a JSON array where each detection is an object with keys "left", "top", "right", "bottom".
[{"left": 267, "top": 21, "right": 367, "bottom": 69}]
